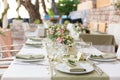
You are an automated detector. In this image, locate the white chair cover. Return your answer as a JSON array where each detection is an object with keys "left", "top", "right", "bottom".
[
  {"left": 107, "top": 23, "right": 120, "bottom": 46},
  {"left": 35, "top": 25, "right": 46, "bottom": 37},
  {"left": 116, "top": 45, "right": 120, "bottom": 59},
  {"left": 11, "top": 20, "right": 24, "bottom": 39},
  {"left": 67, "top": 23, "right": 80, "bottom": 40}
]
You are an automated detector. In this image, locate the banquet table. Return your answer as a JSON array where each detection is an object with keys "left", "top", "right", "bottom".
[
  {"left": 80, "top": 32, "right": 115, "bottom": 52},
  {"left": 1, "top": 38, "right": 120, "bottom": 80}
]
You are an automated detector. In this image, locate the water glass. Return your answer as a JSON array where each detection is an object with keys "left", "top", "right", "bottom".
[{"left": 75, "top": 41, "right": 92, "bottom": 59}]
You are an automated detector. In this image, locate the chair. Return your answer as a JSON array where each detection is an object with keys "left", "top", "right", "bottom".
[
  {"left": 0, "top": 44, "right": 21, "bottom": 77},
  {"left": 0, "top": 28, "right": 23, "bottom": 57},
  {"left": 11, "top": 20, "right": 25, "bottom": 40},
  {"left": 88, "top": 22, "right": 98, "bottom": 32},
  {"left": 0, "top": 28, "right": 23, "bottom": 77},
  {"left": 107, "top": 23, "right": 120, "bottom": 46},
  {"left": 22, "top": 23, "right": 38, "bottom": 40},
  {"left": 0, "top": 42, "right": 23, "bottom": 77},
  {"left": 98, "top": 22, "right": 107, "bottom": 33},
  {"left": 116, "top": 45, "right": 120, "bottom": 59}
]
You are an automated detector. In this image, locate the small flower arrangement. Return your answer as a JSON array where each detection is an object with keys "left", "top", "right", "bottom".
[
  {"left": 47, "top": 24, "right": 73, "bottom": 45},
  {"left": 74, "top": 23, "right": 90, "bottom": 34}
]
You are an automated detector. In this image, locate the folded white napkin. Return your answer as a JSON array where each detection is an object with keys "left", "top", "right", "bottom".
[
  {"left": 66, "top": 59, "right": 86, "bottom": 72},
  {"left": 25, "top": 42, "right": 42, "bottom": 45},
  {"left": 29, "top": 37, "right": 43, "bottom": 41},
  {"left": 69, "top": 66, "right": 86, "bottom": 72},
  {"left": 90, "top": 53, "right": 116, "bottom": 59},
  {"left": 25, "top": 42, "right": 43, "bottom": 47}
]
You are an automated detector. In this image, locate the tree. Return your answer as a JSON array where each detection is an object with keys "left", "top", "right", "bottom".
[
  {"left": 56, "top": 0, "right": 80, "bottom": 15},
  {"left": 51, "top": 0, "right": 58, "bottom": 15},
  {"left": 41, "top": 0, "right": 48, "bottom": 15},
  {"left": 19, "top": 0, "right": 42, "bottom": 23}
]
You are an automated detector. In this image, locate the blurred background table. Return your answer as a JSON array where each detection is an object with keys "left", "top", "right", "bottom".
[{"left": 80, "top": 32, "right": 115, "bottom": 53}]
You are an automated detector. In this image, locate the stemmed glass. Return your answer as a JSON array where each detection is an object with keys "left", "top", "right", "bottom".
[
  {"left": 46, "top": 42, "right": 64, "bottom": 76},
  {"left": 45, "top": 40, "right": 54, "bottom": 61},
  {"left": 81, "top": 42, "right": 92, "bottom": 59},
  {"left": 74, "top": 41, "right": 92, "bottom": 60}
]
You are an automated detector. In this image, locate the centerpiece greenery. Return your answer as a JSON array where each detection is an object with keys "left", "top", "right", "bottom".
[{"left": 114, "top": 0, "right": 120, "bottom": 10}]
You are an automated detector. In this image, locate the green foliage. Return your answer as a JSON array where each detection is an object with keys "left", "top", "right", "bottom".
[
  {"left": 115, "top": 0, "right": 120, "bottom": 10},
  {"left": 1, "top": 4, "right": 9, "bottom": 20},
  {"left": 56, "top": 0, "right": 80, "bottom": 15},
  {"left": 34, "top": 19, "right": 41, "bottom": 24},
  {"left": 7, "top": 24, "right": 11, "bottom": 29},
  {"left": 48, "top": 8, "right": 54, "bottom": 17},
  {"left": 16, "top": 4, "right": 21, "bottom": 11},
  {"left": 0, "top": 30, "right": 5, "bottom": 36}
]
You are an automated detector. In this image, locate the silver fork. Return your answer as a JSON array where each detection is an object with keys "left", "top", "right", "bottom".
[
  {"left": 93, "top": 63, "right": 103, "bottom": 76},
  {"left": 87, "top": 60, "right": 103, "bottom": 76}
]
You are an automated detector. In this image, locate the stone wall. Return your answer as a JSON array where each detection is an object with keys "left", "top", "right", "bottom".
[{"left": 86, "top": 4, "right": 120, "bottom": 24}]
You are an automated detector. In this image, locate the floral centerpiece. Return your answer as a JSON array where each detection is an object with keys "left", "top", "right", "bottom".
[
  {"left": 47, "top": 24, "right": 79, "bottom": 57},
  {"left": 47, "top": 24, "right": 74, "bottom": 45}
]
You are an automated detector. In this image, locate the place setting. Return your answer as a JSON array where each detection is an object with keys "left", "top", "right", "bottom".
[
  {"left": 29, "top": 37, "right": 44, "bottom": 42},
  {"left": 13, "top": 53, "right": 49, "bottom": 66},
  {"left": 50, "top": 52, "right": 98, "bottom": 75},
  {"left": 54, "top": 59, "right": 94, "bottom": 75},
  {"left": 15, "top": 53, "right": 45, "bottom": 62},
  {"left": 88, "top": 53, "right": 117, "bottom": 62},
  {"left": 25, "top": 41, "right": 43, "bottom": 48},
  {"left": 50, "top": 53, "right": 109, "bottom": 80}
]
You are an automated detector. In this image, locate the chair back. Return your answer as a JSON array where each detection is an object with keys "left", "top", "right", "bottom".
[
  {"left": 98, "top": 22, "right": 107, "bottom": 33},
  {"left": 88, "top": 22, "right": 98, "bottom": 32},
  {"left": 11, "top": 20, "right": 24, "bottom": 39},
  {"left": 0, "top": 29, "right": 13, "bottom": 57}
]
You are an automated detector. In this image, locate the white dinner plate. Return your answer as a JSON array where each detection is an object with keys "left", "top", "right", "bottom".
[
  {"left": 16, "top": 58, "right": 45, "bottom": 62},
  {"left": 88, "top": 53, "right": 117, "bottom": 62},
  {"left": 55, "top": 62, "right": 94, "bottom": 74},
  {"left": 25, "top": 42, "right": 42, "bottom": 45},
  {"left": 88, "top": 57, "right": 117, "bottom": 62},
  {"left": 29, "top": 37, "right": 43, "bottom": 41},
  {"left": 25, "top": 42, "right": 43, "bottom": 48}
]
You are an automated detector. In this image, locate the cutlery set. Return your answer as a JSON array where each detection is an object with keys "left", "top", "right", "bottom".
[{"left": 87, "top": 60, "right": 103, "bottom": 76}]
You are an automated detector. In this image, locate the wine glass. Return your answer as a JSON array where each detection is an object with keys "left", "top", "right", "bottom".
[
  {"left": 81, "top": 42, "right": 92, "bottom": 58},
  {"left": 75, "top": 41, "right": 92, "bottom": 60}
]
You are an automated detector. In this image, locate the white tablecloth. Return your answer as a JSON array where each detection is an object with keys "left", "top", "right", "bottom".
[
  {"left": 1, "top": 40, "right": 120, "bottom": 80},
  {"left": 1, "top": 39, "right": 51, "bottom": 80}
]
